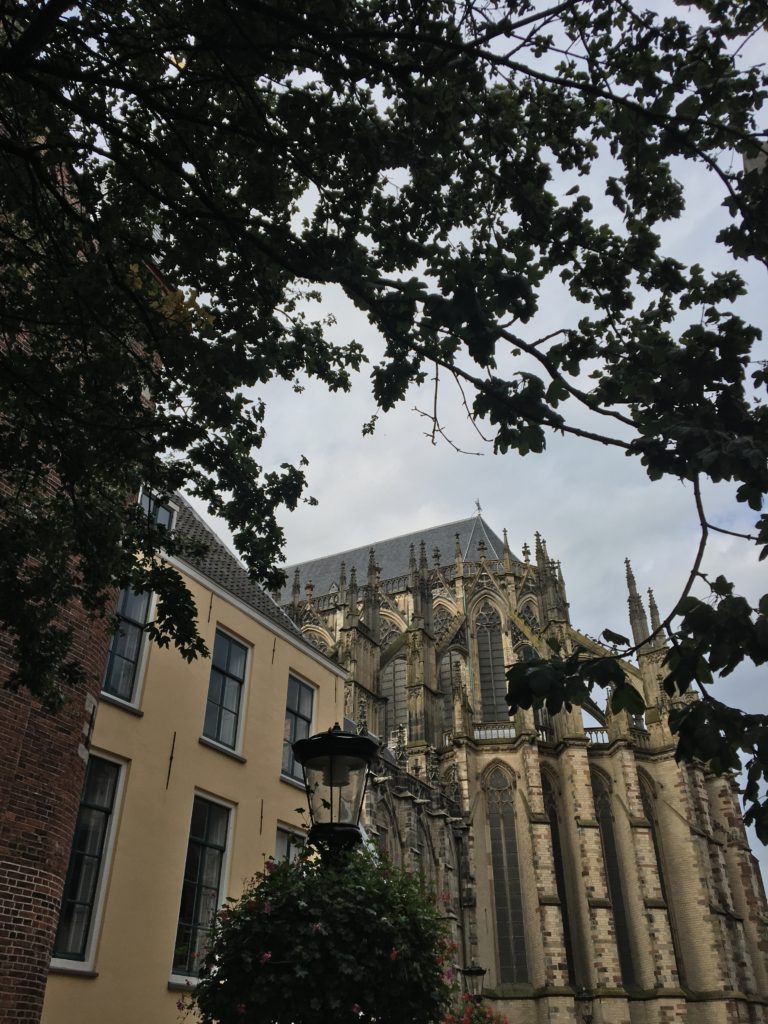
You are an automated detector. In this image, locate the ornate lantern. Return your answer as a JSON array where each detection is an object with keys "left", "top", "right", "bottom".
[
  {"left": 292, "top": 723, "right": 378, "bottom": 853},
  {"left": 460, "top": 961, "right": 487, "bottom": 1002}
]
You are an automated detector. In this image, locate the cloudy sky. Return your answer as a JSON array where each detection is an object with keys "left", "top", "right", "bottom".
[{"left": 188, "top": 24, "right": 767, "bottom": 872}]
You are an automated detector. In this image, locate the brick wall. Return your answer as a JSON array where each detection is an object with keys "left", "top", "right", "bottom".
[{"left": 0, "top": 600, "right": 109, "bottom": 1024}]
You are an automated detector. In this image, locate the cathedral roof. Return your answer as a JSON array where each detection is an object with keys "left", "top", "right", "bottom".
[
  {"left": 280, "top": 514, "right": 517, "bottom": 601},
  {"left": 174, "top": 494, "right": 304, "bottom": 639}
]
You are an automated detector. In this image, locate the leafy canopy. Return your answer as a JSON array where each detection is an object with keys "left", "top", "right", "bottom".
[
  {"left": 1, "top": 2, "right": 766, "bottom": 823},
  {"left": 186, "top": 847, "right": 455, "bottom": 1024}
]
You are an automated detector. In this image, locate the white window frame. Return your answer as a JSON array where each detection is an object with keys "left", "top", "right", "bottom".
[
  {"left": 201, "top": 625, "right": 251, "bottom": 756},
  {"left": 50, "top": 750, "right": 127, "bottom": 974},
  {"left": 138, "top": 486, "right": 178, "bottom": 532},
  {"left": 281, "top": 672, "right": 316, "bottom": 786},
  {"left": 170, "top": 789, "right": 235, "bottom": 983},
  {"left": 275, "top": 824, "right": 305, "bottom": 863},
  {"left": 101, "top": 590, "right": 156, "bottom": 710}
]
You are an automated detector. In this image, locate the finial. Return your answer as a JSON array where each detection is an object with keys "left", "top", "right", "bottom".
[
  {"left": 454, "top": 533, "right": 462, "bottom": 559},
  {"left": 304, "top": 580, "right": 314, "bottom": 605},
  {"left": 433, "top": 546, "right": 441, "bottom": 567},
  {"left": 522, "top": 542, "right": 530, "bottom": 563},
  {"left": 409, "top": 543, "right": 417, "bottom": 572},
  {"left": 474, "top": 498, "right": 482, "bottom": 516},
  {"left": 477, "top": 538, "right": 487, "bottom": 559},
  {"left": 648, "top": 588, "right": 661, "bottom": 632},
  {"left": 625, "top": 558, "right": 639, "bottom": 596},
  {"left": 292, "top": 567, "right": 301, "bottom": 601},
  {"left": 367, "top": 547, "right": 377, "bottom": 584},
  {"left": 419, "top": 539, "right": 428, "bottom": 570},
  {"left": 339, "top": 560, "right": 347, "bottom": 589}
]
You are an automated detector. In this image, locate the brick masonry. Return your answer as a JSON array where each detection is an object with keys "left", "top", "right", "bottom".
[{"left": 0, "top": 599, "right": 110, "bottom": 1024}]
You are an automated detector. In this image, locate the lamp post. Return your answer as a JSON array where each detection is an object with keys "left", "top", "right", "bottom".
[
  {"left": 292, "top": 723, "right": 378, "bottom": 854},
  {"left": 459, "top": 961, "right": 487, "bottom": 1003}
]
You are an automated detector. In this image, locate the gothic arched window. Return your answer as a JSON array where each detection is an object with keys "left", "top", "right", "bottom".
[
  {"left": 475, "top": 603, "right": 507, "bottom": 721},
  {"left": 380, "top": 656, "right": 406, "bottom": 744},
  {"left": 438, "top": 650, "right": 463, "bottom": 736},
  {"left": 541, "top": 772, "right": 576, "bottom": 985},
  {"left": 485, "top": 767, "right": 528, "bottom": 984},
  {"left": 639, "top": 773, "right": 683, "bottom": 983},
  {"left": 590, "top": 770, "right": 636, "bottom": 988}
]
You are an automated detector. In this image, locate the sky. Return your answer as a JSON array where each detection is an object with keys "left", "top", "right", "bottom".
[{"left": 187, "top": 17, "right": 768, "bottom": 877}]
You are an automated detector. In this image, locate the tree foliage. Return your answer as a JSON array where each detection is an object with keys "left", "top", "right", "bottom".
[
  {"left": 1, "top": 2, "right": 766, "bottom": 822},
  {"left": 185, "top": 848, "right": 455, "bottom": 1024}
]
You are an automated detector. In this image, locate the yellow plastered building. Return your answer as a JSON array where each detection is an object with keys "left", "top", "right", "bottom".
[{"left": 42, "top": 494, "right": 344, "bottom": 1024}]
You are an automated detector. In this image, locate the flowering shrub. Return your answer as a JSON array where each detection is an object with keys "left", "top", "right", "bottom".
[
  {"left": 443, "top": 993, "right": 508, "bottom": 1024},
  {"left": 186, "top": 847, "right": 455, "bottom": 1024}
]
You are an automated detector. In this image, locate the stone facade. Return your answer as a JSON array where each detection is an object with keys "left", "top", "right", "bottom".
[{"left": 282, "top": 514, "right": 768, "bottom": 1024}]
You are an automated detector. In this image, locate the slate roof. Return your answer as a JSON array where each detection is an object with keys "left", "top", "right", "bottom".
[
  {"left": 280, "top": 514, "right": 518, "bottom": 602},
  {"left": 174, "top": 494, "right": 303, "bottom": 639}
]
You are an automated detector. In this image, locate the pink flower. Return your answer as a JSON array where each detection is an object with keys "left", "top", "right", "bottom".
[
  {"left": 389, "top": 947, "right": 398, "bottom": 961},
  {"left": 259, "top": 951, "right": 272, "bottom": 966},
  {"left": 263, "top": 900, "right": 273, "bottom": 915},
  {"left": 311, "top": 921, "right": 322, "bottom": 934},
  {"left": 265, "top": 858, "right": 277, "bottom": 873}
]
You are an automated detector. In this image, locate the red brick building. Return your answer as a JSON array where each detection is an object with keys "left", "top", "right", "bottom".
[{"left": 0, "top": 605, "right": 110, "bottom": 1024}]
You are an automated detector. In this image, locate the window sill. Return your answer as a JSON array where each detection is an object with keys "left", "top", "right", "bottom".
[
  {"left": 168, "top": 977, "right": 197, "bottom": 992},
  {"left": 99, "top": 692, "right": 144, "bottom": 717},
  {"left": 280, "top": 772, "right": 306, "bottom": 791},
  {"left": 199, "top": 735, "right": 247, "bottom": 763},
  {"left": 48, "top": 962, "right": 99, "bottom": 978}
]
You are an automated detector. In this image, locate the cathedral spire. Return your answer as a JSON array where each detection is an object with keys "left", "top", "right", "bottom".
[
  {"left": 419, "top": 540, "right": 428, "bottom": 573},
  {"left": 646, "top": 587, "right": 667, "bottom": 651},
  {"left": 625, "top": 558, "right": 650, "bottom": 647},
  {"left": 502, "top": 528, "right": 512, "bottom": 571},
  {"left": 648, "top": 587, "right": 661, "bottom": 633}
]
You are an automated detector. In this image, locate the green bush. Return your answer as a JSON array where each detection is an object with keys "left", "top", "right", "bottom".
[{"left": 187, "top": 847, "right": 456, "bottom": 1024}]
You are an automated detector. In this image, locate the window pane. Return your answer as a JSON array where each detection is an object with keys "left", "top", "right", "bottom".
[
  {"left": 298, "top": 681, "right": 313, "bottom": 719},
  {"left": 218, "top": 710, "right": 236, "bottom": 748},
  {"left": 119, "top": 589, "right": 150, "bottom": 623},
  {"left": 212, "top": 632, "right": 229, "bottom": 670},
  {"left": 287, "top": 675, "right": 299, "bottom": 711},
  {"left": 227, "top": 642, "right": 246, "bottom": 681},
  {"left": 223, "top": 678, "right": 241, "bottom": 713},
  {"left": 207, "top": 804, "right": 229, "bottom": 847}
]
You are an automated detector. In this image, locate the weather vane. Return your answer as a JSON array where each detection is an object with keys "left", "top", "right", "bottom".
[{"left": 474, "top": 498, "right": 482, "bottom": 515}]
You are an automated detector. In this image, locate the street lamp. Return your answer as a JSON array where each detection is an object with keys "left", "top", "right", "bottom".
[
  {"left": 459, "top": 961, "right": 487, "bottom": 1003},
  {"left": 292, "top": 723, "right": 378, "bottom": 853}
]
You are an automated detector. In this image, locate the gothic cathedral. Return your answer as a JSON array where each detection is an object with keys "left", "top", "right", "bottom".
[{"left": 281, "top": 513, "right": 768, "bottom": 1024}]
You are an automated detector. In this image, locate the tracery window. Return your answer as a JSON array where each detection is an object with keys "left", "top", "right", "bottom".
[
  {"left": 541, "top": 772, "right": 576, "bottom": 985},
  {"left": 433, "top": 605, "right": 453, "bottom": 641},
  {"left": 639, "top": 774, "right": 684, "bottom": 983},
  {"left": 379, "top": 619, "right": 402, "bottom": 648},
  {"left": 475, "top": 603, "right": 507, "bottom": 721},
  {"left": 590, "top": 770, "right": 636, "bottom": 988},
  {"left": 438, "top": 650, "right": 462, "bottom": 735},
  {"left": 485, "top": 767, "right": 528, "bottom": 984},
  {"left": 380, "top": 656, "right": 407, "bottom": 744}
]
